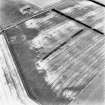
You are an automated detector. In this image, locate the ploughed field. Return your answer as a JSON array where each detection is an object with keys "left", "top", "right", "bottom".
[{"left": 5, "top": 0, "right": 105, "bottom": 105}]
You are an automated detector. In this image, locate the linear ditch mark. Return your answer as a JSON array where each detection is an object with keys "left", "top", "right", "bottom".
[
  {"left": 43, "top": 29, "right": 83, "bottom": 60},
  {"left": 71, "top": 30, "right": 84, "bottom": 38},
  {"left": 87, "top": 0, "right": 105, "bottom": 7},
  {"left": 52, "top": 9, "right": 104, "bottom": 35}
]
